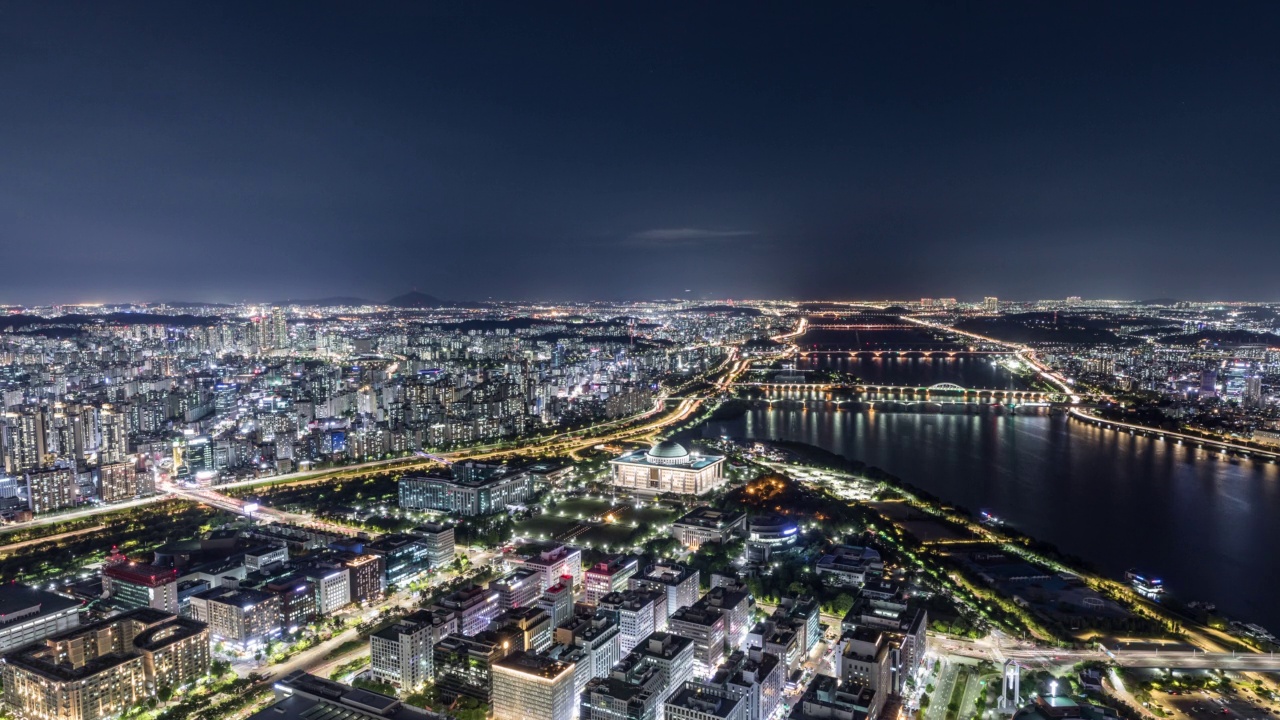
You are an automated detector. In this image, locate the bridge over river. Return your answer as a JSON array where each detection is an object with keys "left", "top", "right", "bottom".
[{"left": 734, "top": 380, "right": 1055, "bottom": 404}]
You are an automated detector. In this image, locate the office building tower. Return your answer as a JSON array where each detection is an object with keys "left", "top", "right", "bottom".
[
  {"left": 433, "top": 631, "right": 517, "bottom": 705},
  {"left": 370, "top": 610, "right": 441, "bottom": 691},
  {"left": 496, "top": 606, "right": 554, "bottom": 653},
  {"left": 585, "top": 556, "right": 638, "bottom": 605},
  {"left": 344, "top": 554, "right": 387, "bottom": 604},
  {"left": 509, "top": 544, "right": 583, "bottom": 592},
  {"left": 668, "top": 605, "right": 726, "bottom": 679},
  {"left": 491, "top": 652, "right": 577, "bottom": 720},
  {"left": 365, "top": 534, "right": 433, "bottom": 587},
  {"left": 664, "top": 682, "right": 745, "bottom": 720},
  {"left": 598, "top": 590, "right": 663, "bottom": 654},
  {"left": 706, "top": 649, "right": 783, "bottom": 720},
  {"left": 631, "top": 632, "right": 695, "bottom": 720},
  {"left": 491, "top": 568, "right": 542, "bottom": 610},
  {"left": 434, "top": 585, "right": 502, "bottom": 637},
  {"left": 187, "top": 586, "right": 282, "bottom": 648},
  {"left": 104, "top": 561, "right": 180, "bottom": 614},
  {"left": 554, "top": 611, "right": 622, "bottom": 683},
  {"left": 539, "top": 580, "right": 575, "bottom": 627},
  {"left": 630, "top": 563, "right": 699, "bottom": 617},
  {"left": 581, "top": 659, "right": 666, "bottom": 720},
  {"left": 414, "top": 522, "right": 456, "bottom": 569}
]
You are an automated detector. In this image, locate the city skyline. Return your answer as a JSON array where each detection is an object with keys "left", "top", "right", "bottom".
[{"left": 4, "top": 3, "right": 1280, "bottom": 304}]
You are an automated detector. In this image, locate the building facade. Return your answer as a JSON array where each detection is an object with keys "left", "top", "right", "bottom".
[{"left": 609, "top": 442, "right": 726, "bottom": 497}]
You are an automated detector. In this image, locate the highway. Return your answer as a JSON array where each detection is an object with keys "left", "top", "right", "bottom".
[{"left": 930, "top": 634, "right": 1280, "bottom": 672}]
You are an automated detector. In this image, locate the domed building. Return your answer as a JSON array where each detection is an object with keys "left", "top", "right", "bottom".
[{"left": 609, "top": 440, "right": 726, "bottom": 496}]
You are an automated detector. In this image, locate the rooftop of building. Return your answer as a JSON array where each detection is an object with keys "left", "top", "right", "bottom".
[
  {"left": 673, "top": 506, "right": 746, "bottom": 530},
  {"left": 192, "top": 585, "right": 276, "bottom": 607},
  {"left": 251, "top": 671, "right": 446, "bottom": 720},
  {"left": 634, "top": 631, "right": 693, "bottom": 660},
  {"left": 105, "top": 561, "right": 179, "bottom": 586},
  {"left": 588, "top": 555, "right": 638, "bottom": 575},
  {"left": 611, "top": 442, "right": 724, "bottom": 470},
  {"left": 637, "top": 562, "right": 696, "bottom": 585},
  {"left": 666, "top": 683, "right": 742, "bottom": 719},
  {"left": 4, "top": 609, "right": 206, "bottom": 682},
  {"left": 493, "top": 650, "right": 573, "bottom": 680},
  {"left": 0, "top": 583, "right": 81, "bottom": 626},
  {"left": 670, "top": 604, "right": 724, "bottom": 627}
]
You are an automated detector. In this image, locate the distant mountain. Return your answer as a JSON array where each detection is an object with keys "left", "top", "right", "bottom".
[
  {"left": 151, "top": 301, "right": 235, "bottom": 308},
  {"left": 274, "top": 296, "right": 370, "bottom": 307},
  {"left": 387, "top": 291, "right": 485, "bottom": 309}
]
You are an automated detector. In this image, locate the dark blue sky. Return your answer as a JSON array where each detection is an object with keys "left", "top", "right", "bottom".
[{"left": 3, "top": 2, "right": 1279, "bottom": 304}]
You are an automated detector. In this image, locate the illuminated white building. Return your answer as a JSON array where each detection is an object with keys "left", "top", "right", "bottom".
[{"left": 610, "top": 441, "right": 726, "bottom": 496}]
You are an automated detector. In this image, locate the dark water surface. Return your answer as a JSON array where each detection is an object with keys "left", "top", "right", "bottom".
[{"left": 701, "top": 405, "right": 1280, "bottom": 630}]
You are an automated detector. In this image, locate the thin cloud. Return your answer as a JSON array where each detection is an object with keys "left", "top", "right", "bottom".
[{"left": 624, "top": 227, "right": 756, "bottom": 247}]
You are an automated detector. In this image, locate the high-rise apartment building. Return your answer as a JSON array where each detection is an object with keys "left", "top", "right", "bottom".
[{"left": 26, "top": 466, "right": 77, "bottom": 514}]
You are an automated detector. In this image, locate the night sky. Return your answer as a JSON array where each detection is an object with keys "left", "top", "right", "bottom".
[{"left": 3, "top": 2, "right": 1279, "bottom": 304}]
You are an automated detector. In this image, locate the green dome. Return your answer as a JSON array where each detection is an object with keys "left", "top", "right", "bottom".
[{"left": 647, "top": 440, "right": 689, "bottom": 460}]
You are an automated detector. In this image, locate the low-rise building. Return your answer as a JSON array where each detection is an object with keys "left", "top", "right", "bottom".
[
  {"left": 246, "top": 671, "right": 447, "bottom": 720},
  {"left": 0, "top": 584, "right": 82, "bottom": 655},
  {"left": 670, "top": 508, "right": 745, "bottom": 551},
  {"left": 815, "top": 547, "right": 882, "bottom": 589},
  {"left": 744, "top": 515, "right": 798, "bottom": 565},
  {"left": 610, "top": 442, "right": 727, "bottom": 497},
  {"left": 400, "top": 464, "right": 533, "bottom": 516}
]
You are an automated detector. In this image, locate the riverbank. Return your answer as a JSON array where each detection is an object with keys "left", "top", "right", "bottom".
[{"left": 740, "top": 436, "right": 1266, "bottom": 655}]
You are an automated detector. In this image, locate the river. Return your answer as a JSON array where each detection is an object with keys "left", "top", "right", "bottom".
[{"left": 700, "top": 402, "right": 1280, "bottom": 631}]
